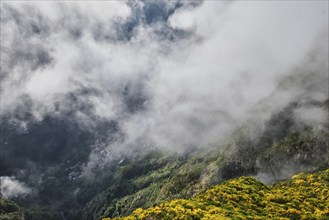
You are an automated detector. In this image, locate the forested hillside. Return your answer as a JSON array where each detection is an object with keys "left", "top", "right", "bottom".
[
  {"left": 107, "top": 169, "right": 329, "bottom": 220},
  {"left": 83, "top": 119, "right": 329, "bottom": 220}
]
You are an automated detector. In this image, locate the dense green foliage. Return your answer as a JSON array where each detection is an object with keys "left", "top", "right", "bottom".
[
  {"left": 0, "top": 198, "right": 23, "bottom": 220},
  {"left": 84, "top": 148, "right": 226, "bottom": 219},
  {"left": 106, "top": 169, "right": 329, "bottom": 220},
  {"left": 87, "top": 125, "right": 328, "bottom": 219}
]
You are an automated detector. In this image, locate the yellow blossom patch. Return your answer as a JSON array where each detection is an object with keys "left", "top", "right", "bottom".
[{"left": 106, "top": 169, "right": 329, "bottom": 220}]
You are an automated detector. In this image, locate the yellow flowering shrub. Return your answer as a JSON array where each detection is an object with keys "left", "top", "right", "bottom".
[{"left": 104, "top": 169, "right": 329, "bottom": 220}]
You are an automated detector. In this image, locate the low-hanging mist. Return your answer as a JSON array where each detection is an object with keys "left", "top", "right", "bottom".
[{"left": 0, "top": 1, "right": 328, "bottom": 216}]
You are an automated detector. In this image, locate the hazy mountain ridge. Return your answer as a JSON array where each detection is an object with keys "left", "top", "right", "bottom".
[
  {"left": 0, "top": 99, "right": 328, "bottom": 220},
  {"left": 88, "top": 120, "right": 329, "bottom": 220},
  {"left": 0, "top": 1, "right": 328, "bottom": 220}
]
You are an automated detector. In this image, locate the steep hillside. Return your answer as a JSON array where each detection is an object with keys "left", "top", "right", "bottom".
[
  {"left": 84, "top": 124, "right": 329, "bottom": 220},
  {"left": 107, "top": 169, "right": 329, "bottom": 220},
  {"left": 1, "top": 108, "right": 328, "bottom": 220}
]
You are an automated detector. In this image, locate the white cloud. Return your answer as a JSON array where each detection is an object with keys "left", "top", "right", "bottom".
[
  {"left": 1, "top": 1, "right": 328, "bottom": 156},
  {"left": 5, "top": 1, "right": 131, "bottom": 22},
  {"left": 294, "top": 106, "right": 329, "bottom": 128},
  {"left": 0, "top": 176, "right": 31, "bottom": 199}
]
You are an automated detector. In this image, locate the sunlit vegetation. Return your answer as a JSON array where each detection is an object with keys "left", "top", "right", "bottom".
[
  {"left": 105, "top": 169, "right": 329, "bottom": 220},
  {"left": 88, "top": 149, "right": 227, "bottom": 219},
  {"left": 94, "top": 127, "right": 328, "bottom": 219}
]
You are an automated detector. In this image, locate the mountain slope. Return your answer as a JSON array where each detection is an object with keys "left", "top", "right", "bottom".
[
  {"left": 107, "top": 169, "right": 329, "bottom": 220},
  {"left": 84, "top": 122, "right": 328, "bottom": 220}
]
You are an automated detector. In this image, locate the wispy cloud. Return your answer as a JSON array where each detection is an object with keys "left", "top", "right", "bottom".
[
  {"left": 1, "top": 1, "right": 328, "bottom": 170},
  {"left": 0, "top": 176, "right": 31, "bottom": 198}
]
